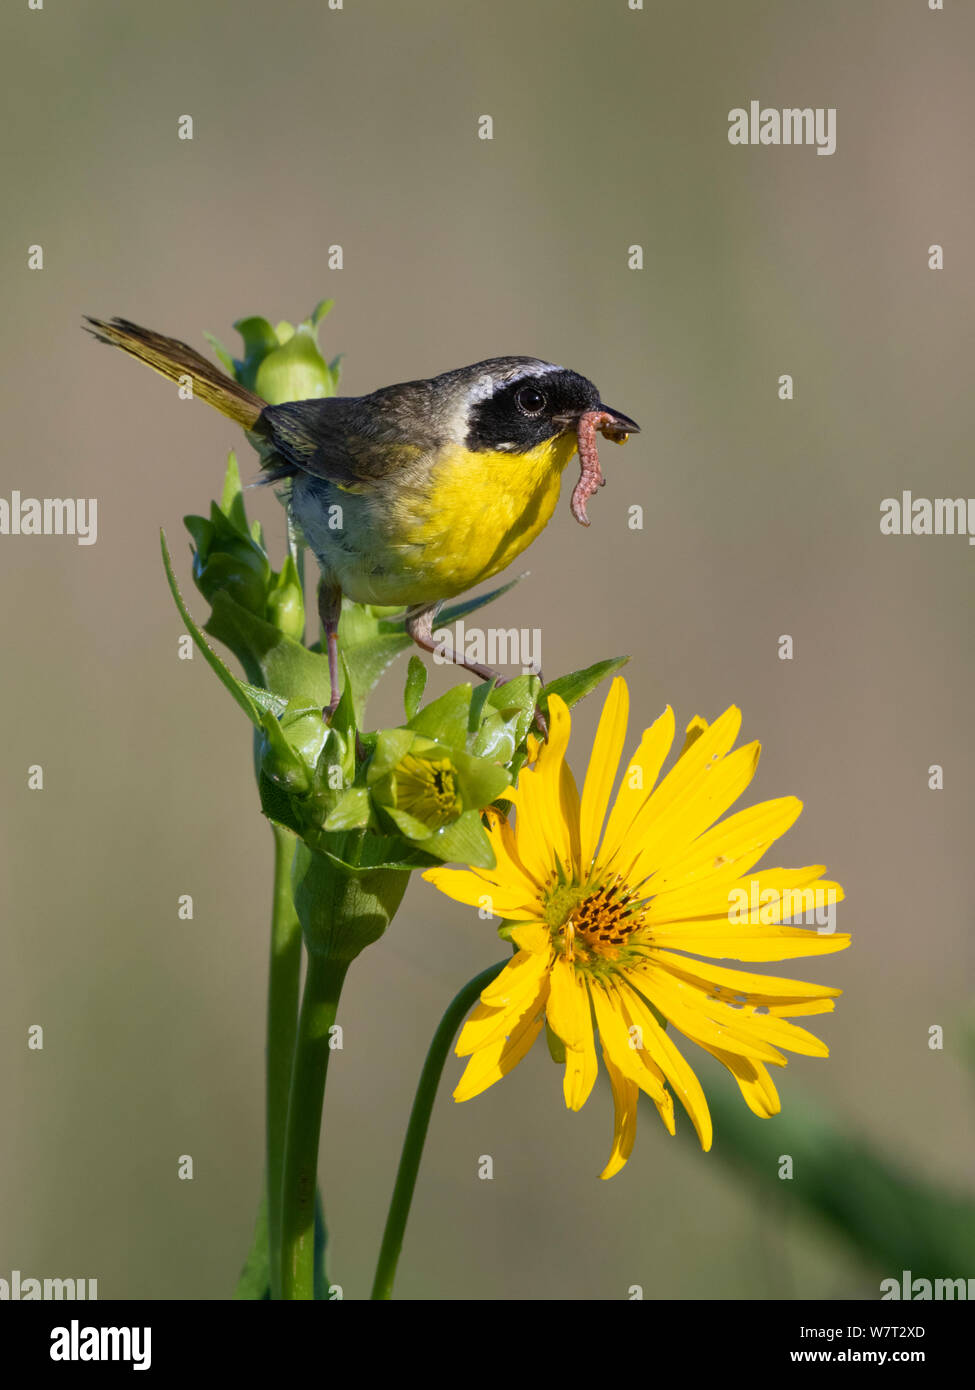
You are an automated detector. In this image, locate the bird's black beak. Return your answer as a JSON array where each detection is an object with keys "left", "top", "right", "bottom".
[
  {"left": 595, "top": 403, "right": 640, "bottom": 441},
  {"left": 553, "top": 404, "right": 641, "bottom": 437}
]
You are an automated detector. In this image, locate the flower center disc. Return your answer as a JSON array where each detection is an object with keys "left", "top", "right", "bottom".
[
  {"left": 572, "top": 880, "right": 642, "bottom": 948},
  {"left": 545, "top": 876, "right": 644, "bottom": 961}
]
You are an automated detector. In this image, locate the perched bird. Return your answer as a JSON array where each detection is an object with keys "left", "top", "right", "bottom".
[{"left": 84, "top": 317, "right": 639, "bottom": 713}]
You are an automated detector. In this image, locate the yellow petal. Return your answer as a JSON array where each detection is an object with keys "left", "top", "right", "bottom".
[
  {"left": 700, "top": 1043, "right": 782, "bottom": 1117},
  {"left": 738, "top": 1010, "right": 831, "bottom": 1058},
  {"left": 650, "top": 923, "right": 852, "bottom": 961},
  {"left": 636, "top": 961, "right": 835, "bottom": 1060},
  {"left": 678, "top": 715, "right": 709, "bottom": 756},
  {"left": 560, "top": 758, "right": 582, "bottom": 873},
  {"left": 480, "top": 810, "right": 545, "bottom": 895},
  {"left": 767, "top": 998, "right": 837, "bottom": 1018},
  {"left": 596, "top": 1008, "right": 676, "bottom": 1159},
  {"left": 618, "top": 981, "right": 713, "bottom": 1150},
  {"left": 508, "top": 702, "right": 578, "bottom": 883},
  {"left": 563, "top": 997, "right": 599, "bottom": 1111},
  {"left": 546, "top": 957, "right": 591, "bottom": 1052},
  {"left": 509, "top": 921, "right": 551, "bottom": 954},
  {"left": 533, "top": 695, "right": 579, "bottom": 874},
  {"left": 589, "top": 979, "right": 670, "bottom": 1107},
  {"left": 627, "top": 966, "right": 787, "bottom": 1066},
  {"left": 506, "top": 776, "right": 556, "bottom": 886},
  {"left": 626, "top": 741, "right": 761, "bottom": 885},
  {"left": 579, "top": 677, "right": 629, "bottom": 871},
  {"left": 422, "top": 866, "right": 540, "bottom": 917},
  {"left": 647, "top": 866, "right": 840, "bottom": 926},
  {"left": 456, "top": 970, "right": 551, "bottom": 1056},
  {"left": 599, "top": 1046, "right": 640, "bottom": 1179},
  {"left": 642, "top": 797, "right": 804, "bottom": 897},
  {"left": 477, "top": 946, "right": 551, "bottom": 1011},
  {"left": 597, "top": 707, "right": 676, "bottom": 870},
  {"left": 650, "top": 949, "right": 843, "bottom": 1005},
  {"left": 453, "top": 1010, "right": 545, "bottom": 1102},
  {"left": 635, "top": 838, "right": 794, "bottom": 918},
  {"left": 610, "top": 707, "right": 744, "bottom": 880}
]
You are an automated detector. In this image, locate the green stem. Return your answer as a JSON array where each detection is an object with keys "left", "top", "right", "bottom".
[
  {"left": 371, "top": 959, "right": 506, "bottom": 1300},
  {"left": 280, "top": 950, "right": 349, "bottom": 1299},
  {"left": 266, "top": 824, "right": 302, "bottom": 1300}
]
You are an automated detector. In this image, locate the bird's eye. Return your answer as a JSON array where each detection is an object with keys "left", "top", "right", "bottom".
[{"left": 515, "top": 385, "right": 546, "bottom": 416}]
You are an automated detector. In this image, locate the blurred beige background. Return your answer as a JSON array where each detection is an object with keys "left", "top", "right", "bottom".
[{"left": 1, "top": 0, "right": 973, "bottom": 1298}]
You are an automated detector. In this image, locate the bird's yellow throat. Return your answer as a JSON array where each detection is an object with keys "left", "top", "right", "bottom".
[{"left": 395, "top": 432, "right": 579, "bottom": 596}]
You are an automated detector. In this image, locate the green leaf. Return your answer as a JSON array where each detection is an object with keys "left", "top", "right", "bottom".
[
  {"left": 310, "top": 298, "right": 335, "bottom": 327},
  {"left": 468, "top": 677, "right": 497, "bottom": 733},
  {"left": 259, "top": 710, "right": 312, "bottom": 794},
  {"left": 313, "top": 726, "right": 352, "bottom": 802},
  {"left": 258, "top": 768, "right": 307, "bottom": 837},
  {"left": 291, "top": 839, "right": 410, "bottom": 962},
  {"left": 382, "top": 803, "right": 440, "bottom": 841},
  {"left": 206, "top": 590, "right": 334, "bottom": 707},
  {"left": 368, "top": 728, "right": 419, "bottom": 783},
  {"left": 407, "top": 684, "right": 472, "bottom": 748},
  {"left": 279, "top": 701, "right": 333, "bottom": 773},
  {"left": 203, "top": 330, "right": 236, "bottom": 378},
  {"left": 437, "top": 576, "right": 524, "bottom": 625},
  {"left": 327, "top": 652, "right": 358, "bottom": 744},
  {"left": 160, "top": 530, "right": 262, "bottom": 728},
  {"left": 183, "top": 513, "right": 213, "bottom": 558},
  {"left": 316, "top": 835, "right": 439, "bottom": 874},
  {"left": 193, "top": 534, "right": 270, "bottom": 617},
  {"left": 404, "top": 655, "right": 427, "bottom": 722},
  {"left": 542, "top": 657, "right": 629, "bottom": 710},
  {"left": 331, "top": 582, "right": 524, "bottom": 724},
  {"left": 334, "top": 603, "right": 414, "bottom": 725},
  {"left": 449, "top": 748, "right": 512, "bottom": 808},
  {"left": 219, "top": 452, "right": 249, "bottom": 534},
  {"left": 469, "top": 710, "right": 517, "bottom": 764},
  {"left": 240, "top": 683, "right": 289, "bottom": 718},
  {"left": 486, "top": 674, "right": 541, "bottom": 748},
  {"left": 421, "top": 809, "right": 496, "bottom": 868},
  {"left": 324, "top": 787, "right": 372, "bottom": 832}
]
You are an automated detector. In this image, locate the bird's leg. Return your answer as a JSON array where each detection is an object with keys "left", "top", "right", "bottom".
[
  {"left": 317, "top": 579, "right": 343, "bottom": 720},
  {"left": 405, "top": 603, "right": 548, "bottom": 738},
  {"left": 404, "top": 603, "right": 500, "bottom": 683}
]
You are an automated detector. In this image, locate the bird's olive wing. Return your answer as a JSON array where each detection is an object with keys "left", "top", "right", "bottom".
[{"left": 259, "top": 387, "right": 439, "bottom": 487}]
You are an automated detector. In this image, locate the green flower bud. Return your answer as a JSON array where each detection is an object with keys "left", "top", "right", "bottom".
[
  {"left": 215, "top": 300, "right": 339, "bottom": 406},
  {"left": 372, "top": 750, "right": 463, "bottom": 831},
  {"left": 186, "top": 505, "right": 271, "bottom": 618},
  {"left": 265, "top": 554, "right": 305, "bottom": 641},
  {"left": 255, "top": 325, "right": 333, "bottom": 405},
  {"left": 366, "top": 729, "right": 510, "bottom": 865},
  {"left": 195, "top": 546, "right": 269, "bottom": 615},
  {"left": 280, "top": 705, "right": 332, "bottom": 776},
  {"left": 258, "top": 701, "right": 343, "bottom": 839},
  {"left": 292, "top": 840, "right": 409, "bottom": 963}
]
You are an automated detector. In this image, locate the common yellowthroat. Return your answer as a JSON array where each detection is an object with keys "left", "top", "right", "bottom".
[{"left": 85, "top": 316, "right": 639, "bottom": 712}]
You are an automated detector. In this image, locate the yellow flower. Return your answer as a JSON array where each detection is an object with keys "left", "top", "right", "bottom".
[
  {"left": 390, "top": 753, "right": 462, "bottom": 829},
  {"left": 423, "top": 677, "right": 849, "bottom": 1178}
]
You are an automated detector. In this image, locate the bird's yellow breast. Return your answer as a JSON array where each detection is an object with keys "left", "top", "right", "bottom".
[{"left": 391, "top": 433, "right": 578, "bottom": 599}]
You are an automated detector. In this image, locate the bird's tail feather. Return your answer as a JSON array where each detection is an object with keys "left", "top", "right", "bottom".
[{"left": 84, "top": 316, "right": 265, "bottom": 429}]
